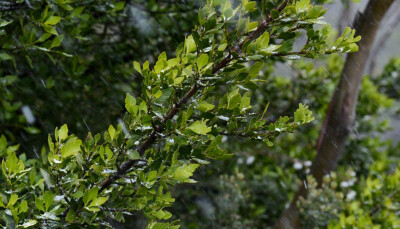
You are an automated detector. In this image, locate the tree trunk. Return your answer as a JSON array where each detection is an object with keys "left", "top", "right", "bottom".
[
  {"left": 274, "top": 0, "right": 396, "bottom": 228},
  {"left": 367, "top": 1, "right": 400, "bottom": 75}
]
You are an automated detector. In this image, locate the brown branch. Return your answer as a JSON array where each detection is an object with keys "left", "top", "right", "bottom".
[{"left": 98, "top": 0, "right": 291, "bottom": 193}]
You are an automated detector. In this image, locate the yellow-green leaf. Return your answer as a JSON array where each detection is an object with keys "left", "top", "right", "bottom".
[
  {"left": 197, "top": 54, "right": 209, "bottom": 70},
  {"left": 133, "top": 61, "right": 141, "bottom": 73},
  {"left": 44, "top": 16, "right": 62, "bottom": 25},
  {"left": 58, "top": 124, "right": 68, "bottom": 141},
  {"left": 7, "top": 194, "right": 18, "bottom": 207},
  {"left": 61, "top": 138, "right": 82, "bottom": 158},
  {"left": 88, "top": 197, "right": 108, "bottom": 207},
  {"left": 197, "top": 101, "right": 215, "bottom": 112},
  {"left": 125, "top": 93, "right": 137, "bottom": 115},
  {"left": 187, "top": 121, "right": 211, "bottom": 135}
]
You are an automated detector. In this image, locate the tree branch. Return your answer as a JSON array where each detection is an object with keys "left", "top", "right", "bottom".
[{"left": 98, "top": 0, "right": 291, "bottom": 193}]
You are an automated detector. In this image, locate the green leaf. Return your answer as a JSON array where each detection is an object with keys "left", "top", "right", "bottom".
[
  {"left": 348, "top": 43, "right": 359, "bottom": 53},
  {"left": 127, "top": 150, "right": 140, "bottom": 160},
  {"left": 133, "top": 61, "right": 141, "bottom": 73},
  {"left": 174, "top": 77, "right": 185, "bottom": 85},
  {"left": 7, "top": 194, "right": 18, "bottom": 207},
  {"left": 172, "top": 164, "right": 199, "bottom": 182},
  {"left": 43, "top": 191, "right": 54, "bottom": 211},
  {"left": 158, "top": 51, "right": 167, "bottom": 61},
  {"left": 5, "top": 151, "right": 24, "bottom": 175},
  {"left": 248, "top": 21, "right": 258, "bottom": 32},
  {"left": 198, "top": 7, "right": 206, "bottom": 25},
  {"left": 244, "top": 1, "right": 257, "bottom": 12},
  {"left": 153, "top": 90, "right": 162, "bottom": 99},
  {"left": 240, "top": 93, "right": 251, "bottom": 112},
  {"left": 19, "top": 200, "right": 28, "bottom": 213},
  {"left": 42, "top": 24, "right": 58, "bottom": 35},
  {"left": 153, "top": 210, "right": 172, "bottom": 220},
  {"left": 185, "top": 35, "right": 196, "bottom": 54},
  {"left": 197, "top": 101, "right": 215, "bottom": 113},
  {"left": 294, "top": 103, "right": 314, "bottom": 124},
  {"left": 72, "top": 191, "right": 84, "bottom": 199},
  {"left": 21, "top": 219, "right": 38, "bottom": 228},
  {"left": 296, "top": 0, "right": 311, "bottom": 12},
  {"left": 44, "top": 16, "right": 62, "bottom": 25},
  {"left": 1, "top": 75, "right": 17, "bottom": 85},
  {"left": 154, "top": 60, "right": 164, "bottom": 74},
  {"left": 66, "top": 209, "right": 77, "bottom": 222},
  {"left": 125, "top": 93, "right": 137, "bottom": 115},
  {"left": 187, "top": 120, "right": 211, "bottom": 135},
  {"left": 24, "top": 126, "right": 40, "bottom": 134},
  {"left": 105, "top": 147, "right": 113, "bottom": 160},
  {"left": 167, "top": 58, "right": 180, "bottom": 68},
  {"left": 284, "top": 55, "right": 301, "bottom": 60},
  {"left": 222, "top": 1, "right": 234, "bottom": 20},
  {"left": 40, "top": 168, "right": 53, "bottom": 187},
  {"left": 61, "top": 138, "right": 82, "bottom": 158},
  {"left": 264, "top": 138, "right": 273, "bottom": 147},
  {"left": 271, "top": 9, "right": 279, "bottom": 19},
  {"left": 227, "top": 89, "right": 241, "bottom": 110},
  {"left": 197, "top": 54, "right": 209, "bottom": 70},
  {"left": 108, "top": 125, "right": 116, "bottom": 140},
  {"left": 0, "top": 52, "right": 12, "bottom": 61},
  {"left": 88, "top": 197, "right": 108, "bottom": 207},
  {"left": 307, "top": 6, "right": 326, "bottom": 19},
  {"left": 205, "top": 136, "right": 231, "bottom": 159},
  {"left": 147, "top": 170, "right": 158, "bottom": 184},
  {"left": 0, "top": 20, "right": 13, "bottom": 27},
  {"left": 35, "top": 198, "right": 45, "bottom": 212},
  {"left": 50, "top": 35, "right": 64, "bottom": 48},
  {"left": 83, "top": 187, "right": 98, "bottom": 206},
  {"left": 256, "top": 31, "right": 269, "bottom": 49},
  {"left": 143, "top": 61, "right": 149, "bottom": 70},
  {"left": 114, "top": 1, "right": 125, "bottom": 11},
  {"left": 306, "top": 19, "right": 328, "bottom": 25},
  {"left": 58, "top": 124, "right": 68, "bottom": 141},
  {"left": 249, "top": 62, "right": 263, "bottom": 78}
]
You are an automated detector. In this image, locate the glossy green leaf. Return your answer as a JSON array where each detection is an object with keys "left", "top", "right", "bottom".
[
  {"left": 187, "top": 120, "right": 211, "bottom": 135},
  {"left": 44, "top": 16, "right": 62, "bottom": 25},
  {"left": 61, "top": 138, "right": 82, "bottom": 158}
]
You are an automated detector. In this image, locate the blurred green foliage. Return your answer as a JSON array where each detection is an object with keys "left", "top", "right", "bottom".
[
  {"left": 0, "top": 0, "right": 203, "bottom": 154},
  {"left": 171, "top": 55, "right": 400, "bottom": 228}
]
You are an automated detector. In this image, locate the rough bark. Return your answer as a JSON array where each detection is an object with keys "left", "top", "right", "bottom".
[{"left": 274, "top": 0, "right": 396, "bottom": 228}]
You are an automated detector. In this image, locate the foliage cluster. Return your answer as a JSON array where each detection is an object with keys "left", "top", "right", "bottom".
[{"left": 0, "top": 0, "right": 201, "bottom": 153}]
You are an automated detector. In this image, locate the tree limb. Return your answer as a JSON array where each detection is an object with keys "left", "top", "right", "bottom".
[{"left": 99, "top": 0, "right": 291, "bottom": 193}]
